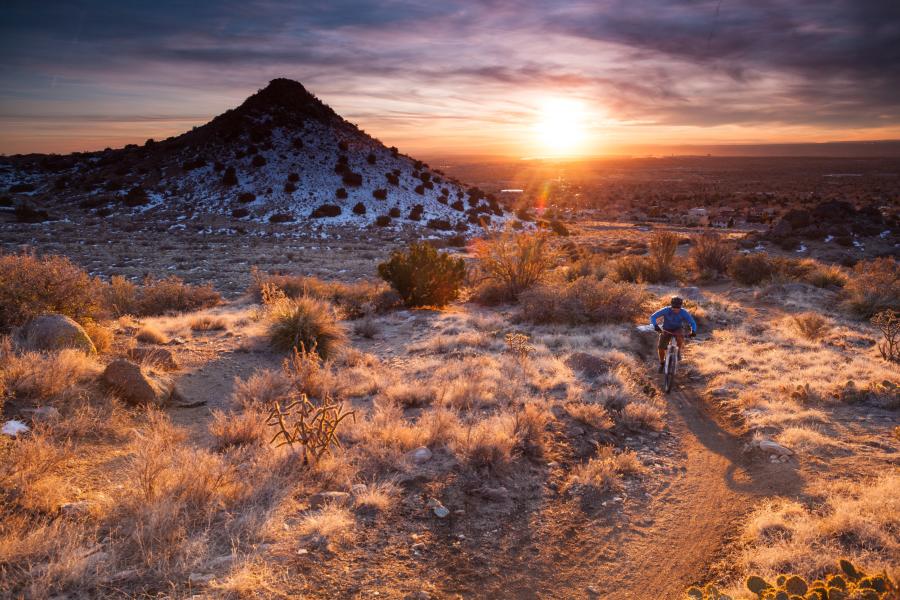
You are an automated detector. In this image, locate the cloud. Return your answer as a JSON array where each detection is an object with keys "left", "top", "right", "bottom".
[{"left": 1, "top": 0, "right": 899, "bottom": 154}]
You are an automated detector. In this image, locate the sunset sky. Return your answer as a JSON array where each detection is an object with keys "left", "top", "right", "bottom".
[{"left": 2, "top": 0, "right": 899, "bottom": 157}]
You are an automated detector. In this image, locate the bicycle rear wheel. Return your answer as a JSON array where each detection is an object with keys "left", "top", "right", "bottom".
[{"left": 664, "top": 354, "right": 677, "bottom": 393}]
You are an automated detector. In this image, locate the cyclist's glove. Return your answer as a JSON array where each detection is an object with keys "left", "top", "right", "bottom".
[
  {"left": 689, "top": 331, "right": 696, "bottom": 338},
  {"left": 653, "top": 325, "right": 662, "bottom": 333}
]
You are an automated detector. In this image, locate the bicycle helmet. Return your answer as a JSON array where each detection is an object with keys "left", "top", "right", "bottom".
[{"left": 670, "top": 296, "right": 684, "bottom": 308}]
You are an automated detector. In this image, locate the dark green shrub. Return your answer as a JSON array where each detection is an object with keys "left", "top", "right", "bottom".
[{"left": 377, "top": 243, "right": 466, "bottom": 307}]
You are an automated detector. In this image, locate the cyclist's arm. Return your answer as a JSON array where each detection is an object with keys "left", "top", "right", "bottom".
[
  {"left": 649, "top": 307, "right": 666, "bottom": 327},
  {"left": 684, "top": 310, "right": 698, "bottom": 333}
]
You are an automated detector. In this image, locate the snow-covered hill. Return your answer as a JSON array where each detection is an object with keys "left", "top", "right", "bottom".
[{"left": 1, "top": 79, "right": 506, "bottom": 232}]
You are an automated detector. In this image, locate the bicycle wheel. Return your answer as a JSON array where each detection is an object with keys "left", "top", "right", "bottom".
[{"left": 664, "top": 353, "right": 677, "bottom": 393}]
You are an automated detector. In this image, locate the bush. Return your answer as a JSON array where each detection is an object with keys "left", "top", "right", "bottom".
[
  {"left": 336, "top": 187, "right": 348, "bottom": 199},
  {"left": 608, "top": 255, "right": 651, "bottom": 283},
  {"left": 519, "top": 277, "right": 646, "bottom": 324},
  {"left": 251, "top": 155, "right": 266, "bottom": 167},
  {"left": 728, "top": 253, "right": 775, "bottom": 285},
  {"left": 690, "top": 232, "right": 734, "bottom": 276},
  {"left": 231, "top": 207, "right": 249, "bottom": 218},
  {"left": 377, "top": 243, "right": 466, "bottom": 307},
  {"left": 266, "top": 296, "right": 347, "bottom": 358},
  {"left": 372, "top": 188, "right": 387, "bottom": 200},
  {"left": 791, "top": 312, "right": 831, "bottom": 341},
  {"left": 388, "top": 207, "right": 400, "bottom": 218},
  {"left": 223, "top": 166, "right": 238, "bottom": 186},
  {"left": 843, "top": 258, "right": 899, "bottom": 318},
  {"left": 342, "top": 172, "right": 363, "bottom": 187},
  {"left": 249, "top": 270, "right": 391, "bottom": 318},
  {"left": 375, "top": 215, "right": 391, "bottom": 226},
  {"left": 804, "top": 262, "right": 848, "bottom": 288},
  {"left": 310, "top": 204, "right": 342, "bottom": 218},
  {"left": 123, "top": 276, "right": 221, "bottom": 317},
  {"left": 352, "top": 202, "right": 366, "bottom": 215},
  {"left": 284, "top": 181, "right": 296, "bottom": 193},
  {"left": 427, "top": 219, "right": 452, "bottom": 231},
  {"left": 0, "top": 252, "right": 105, "bottom": 330},
  {"left": 237, "top": 192, "right": 255, "bottom": 203},
  {"left": 872, "top": 310, "right": 899, "bottom": 362},
  {"left": 472, "top": 232, "right": 557, "bottom": 301},
  {"left": 549, "top": 220, "right": 569, "bottom": 236}
]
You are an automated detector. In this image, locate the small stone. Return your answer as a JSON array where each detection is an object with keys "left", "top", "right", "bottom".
[
  {"left": 297, "top": 548, "right": 308, "bottom": 555},
  {"left": 587, "top": 585, "right": 601, "bottom": 596},
  {"left": 427, "top": 498, "right": 450, "bottom": 518},
  {"left": 411, "top": 542, "right": 426, "bottom": 552},
  {"left": 309, "top": 491, "right": 351, "bottom": 508},
  {"left": 188, "top": 573, "right": 215, "bottom": 587},
  {"left": 408, "top": 446, "right": 433, "bottom": 464}
]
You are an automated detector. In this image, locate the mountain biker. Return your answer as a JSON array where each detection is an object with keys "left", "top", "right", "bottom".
[{"left": 649, "top": 297, "right": 697, "bottom": 373}]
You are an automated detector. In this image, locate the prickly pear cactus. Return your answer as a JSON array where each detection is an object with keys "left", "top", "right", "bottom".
[{"left": 685, "top": 560, "right": 898, "bottom": 600}]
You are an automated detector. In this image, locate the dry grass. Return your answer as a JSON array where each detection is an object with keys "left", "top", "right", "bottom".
[
  {"left": 843, "top": 257, "right": 899, "bottom": 318},
  {"left": 381, "top": 381, "right": 435, "bottom": 408},
  {"left": 690, "top": 233, "right": 735, "bottom": 277},
  {"left": 725, "top": 474, "right": 899, "bottom": 595},
  {"left": 620, "top": 402, "right": 665, "bottom": 432},
  {"left": 190, "top": 315, "right": 228, "bottom": 331},
  {"left": 353, "top": 480, "right": 397, "bottom": 512},
  {"left": 728, "top": 253, "right": 775, "bottom": 285},
  {"left": 136, "top": 323, "right": 168, "bottom": 344},
  {"left": 297, "top": 504, "right": 354, "bottom": 547},
  {"left": 790, "top": 312, "right": 831, "bottom": 341},
  {"left": 472, "top": 231, "right": 558, "bottom": 301},
  {"left": 519, "top": 277, "right": 646, "bottom": 324},
  {"left": 209, "top": 408, "right": 270, "bottom": 451},
  {"left": 232, "top": 369, "right": 292, "bottom": 410},
  {"left": 250, "top": 269, "right": 392, "bottom": 318},
  {"left": 0, "top": 347, "right": 101, "bottom": 403},
  {"left": 565, "top": 447, "right": 644, "bottom": 494},
  {"left": 81, "top": 320, "right": 113, "bottom": 353},
  {"left": 566, "top": 402, "right": 614, "bottom": 430},
  {"left": 266, "top": 296, "right": 347, "bottom": 358}
]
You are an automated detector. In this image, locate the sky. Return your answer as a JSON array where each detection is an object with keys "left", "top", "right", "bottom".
[{"left": 2, "top": 0, "right": 899, "bottom": 157}]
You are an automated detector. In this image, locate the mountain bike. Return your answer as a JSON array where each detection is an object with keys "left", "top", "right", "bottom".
[{"left": 661, "top": 328, "right": 684, "bottom": 393}]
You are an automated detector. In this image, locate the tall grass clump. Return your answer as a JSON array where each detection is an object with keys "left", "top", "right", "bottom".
[
  {"left": 249, "top": 269, "right": 394, "bottom": 318},
  {"left": 843, "top": 258, "right": 899, "bottom": 318},
  {"left": 0, "top": 252, "right": 105, "bottom": 331},
  {"left": 472, "top": 232, "right": 557, "bottom": 302},
  {"left": 377, "top": 242, "right": 465, "bottom": 307},
  {"left": 690, "top": 232, "right": 734, "bottom": 277},
  {"left": 728, "top": 253, "right": 775, "bottom": 285},
  {"left": 266, "top": 295, "right": 347, "bottom": 359},
  {"left": 519, "top": 278, "right": 646, "bottom": 324},
  {"left": 646, "top": 230, "right": 680, "bottom": 282},
  {"left": 108, "top": 275, "right": 221, "bottom": 317}
]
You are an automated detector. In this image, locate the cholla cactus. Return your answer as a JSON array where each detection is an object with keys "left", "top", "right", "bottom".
[
  {"left": 505, "top": 332, "right": 534, "bottom": 361},
  {"left": 266, "top": 393, "right": 355, "bottom": 464}
]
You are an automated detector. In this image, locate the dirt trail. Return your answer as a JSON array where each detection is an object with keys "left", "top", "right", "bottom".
[{"left": 595, "top": 385, "right": 804, "bottom": 599}]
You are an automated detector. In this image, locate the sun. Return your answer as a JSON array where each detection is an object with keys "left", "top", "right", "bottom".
[{"left": 533, "top": 98, "right": 588, "bottom": 156}]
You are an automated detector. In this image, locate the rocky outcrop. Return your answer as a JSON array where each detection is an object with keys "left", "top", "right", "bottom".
[
  {"left": 17, "top": 314, "right": 96, "bottom": 354},
  {"left": 102, "top": 359, "right": 177, "bottom": 406}
]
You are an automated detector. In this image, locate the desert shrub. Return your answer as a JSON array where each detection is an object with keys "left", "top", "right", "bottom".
[
  {"left": 427, "top": 218, "right": 452, "bottom": 231},
  {"left": 81, "top": 319, "right": 113, "bottom": 353},
  {"left": 189, "top": 315, "right": 227, "bottom": 331},
  {"left": 804, "top": 262, "right": 848, "bottom": 288},
  {"left": 136, "top": 324, "right": 167, "bottom": 344},
  {"left": 549, "top": 220, "right": 569, "bottom": 236},
  {"left": 519, "top": 278, "right": 645, "bottom": 324},
  {"left": 566, "top": 402, "right": 613, "bottom": 430},
  {"left": 0, "top": 252, "right": 105, "bottom": 330},
  {"left": 266, "top": 296, "right": 346, "bottom": 358},
  {"left": 336, "top": 187, "right": 348, "bottom": 199},
  {"left": 608, "top": 255, "right": 652, "bottom": 283},
  {"left": 728, "top": 253, "right": 775, "bottom": 285},
  {"left": 231, "top": 207, "right": 249, "bottom": 218},
  {"left": 237, "top": 191, "right": 255, "bottom": 203},
  {"left": 232, "top": 369, "right": 292, "bottom": 410},
  {"left": 843, "top": 258, "right": 900, "bottom": 318},
  {"left": 872, "top": 310, "right": 899, "bottom": 362},
  {"left": 375, "top": 215, "right": 391, "bottom": 226},
  {"left": 249, "top": 270, "right": 389, "bottom": 318},
  {"left": 377, "top": 242, "right": 465, "bottom": 308},
  {"left": 342, "top": 172, "right": 363, "bottom": 187},
  {"left": 251, "top": 155, "right": 266, "bottom": 167},
  {"left": 269, "top": 213, "right": 293, "bottom": 223},
  {"left": 690, "top": 232, "right": 734, "bottom": 276},
  {"left": 124, "top": 276, "right": 221, "bottom": 317},
  {"left": 352, "top": 202, "right": 366, "bottom": 215},
  {"left": 223, "top": 166, "right": 238, "bottom": 185},
  {"left": 372, "top": 188, "right": 387, "bottom": 200},
  {"left": 310, "top": 204, "right": 341, "bottom": 218},
  {"left": 791, "top": 312, "right": 830, "bottom": 341},
  {"left": 647, "top": 230, "right": 680, "bottom": 281},
  {"left": 284, "top": 181, "right": 296, "bottom": 193},
  {"left": 353, "top": 315, "right": 379, "bottom": 339},
  {"left": 472, "top": 232, "right": 556, "bottom": 301},
  {"left": 288, "top": 172, "right": 299, "bottom": 182},
  {"left": 388, "top": 207, "right": 401, "bottom": 218}
]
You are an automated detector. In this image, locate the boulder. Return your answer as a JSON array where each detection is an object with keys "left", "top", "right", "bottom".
[
  {"left": 564, "top": 352, "right": 612, "bottom": 379},
  {"left": 756, "top": 439, "right": 793, "bottom": 456},
  {"left": 102, "top": 359, "right": 176, "bottom": 406},
  {"left": 17, "top": 314, "right": 96, "bottom": 354},
  {"left": 408, "top": 446, "right": 433, "bottom": 464},
  {"left": 127, "top": 347, "right": 179, "bottom": 370},
  {"left": 309, "top": 491, "right": 350, "bottom": 509}
]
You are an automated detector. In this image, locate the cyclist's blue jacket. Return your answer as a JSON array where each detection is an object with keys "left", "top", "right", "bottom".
[{"left": 650, "top": 307, "right": 698, "bottom": 333}]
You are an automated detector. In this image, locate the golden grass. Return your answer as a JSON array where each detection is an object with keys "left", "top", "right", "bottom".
[
  {"left": 565, "top": 447, "right": 644, "bottom": 494},
  {"left": 353, "top": 480, "right": 397, "bottom": 512},
  {"left": 190, "top": 315, "right": 228, "bottom": 331},
  {"left": 296, "top": 504, "right": 354, "bottom": 546},
  {"left": 1, "top": 348, "right": 101, "bottom": 403},
  {"left": 136, "top": 323, "right": 168, "bottom": 344},
  {"left": 566, "top": 402, "right": 614, "bottom": 430},
  {"left": 209, "top": 408, "right": 270, "bottom": 451}
]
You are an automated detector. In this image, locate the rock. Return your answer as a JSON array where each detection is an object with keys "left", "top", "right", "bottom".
[
  {"left": 188, "top": 573, "right": 215, "bottom": 587},
  {"left": 587, "top": 585, "right": 601, "bottom": 596},
  {"left": 30, "top": 406, "right": 60, "bottom": 423},
  {"left": 2, "top": 420, "right": 30, "bottom": 437},
  {"left": 17, "top": 314, "right": 96, "bottom": 354},
  {"left": 60, "top": 501, "right": 92, "bottom": 518},
  {"left": 757, "top": 439, "right": 793, "bottom": 456},
  {"left": 408, "top": 446, "right": 433, "bottom": 464},
  {"left": 127, "top": 347, "right": 179, "bottom": 370},
  {"left": 426, "top": 498, "right": 449, "bottom": 518},
  {"left": 102, "top": 359, "right": 176, "bottom": 406},
  {"left": 309, "top": 491, "right": 350, "bottom": 509},
  {"left": 476, "top": 486, "right": 510, "bottom": 502},
  {"left": 564, "top": 352, "right": 612, "bottom": 379}
]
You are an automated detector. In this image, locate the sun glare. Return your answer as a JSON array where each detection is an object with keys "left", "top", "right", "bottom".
[{"left": 534, "top": 98, "right": 588, "bottom": 156}]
